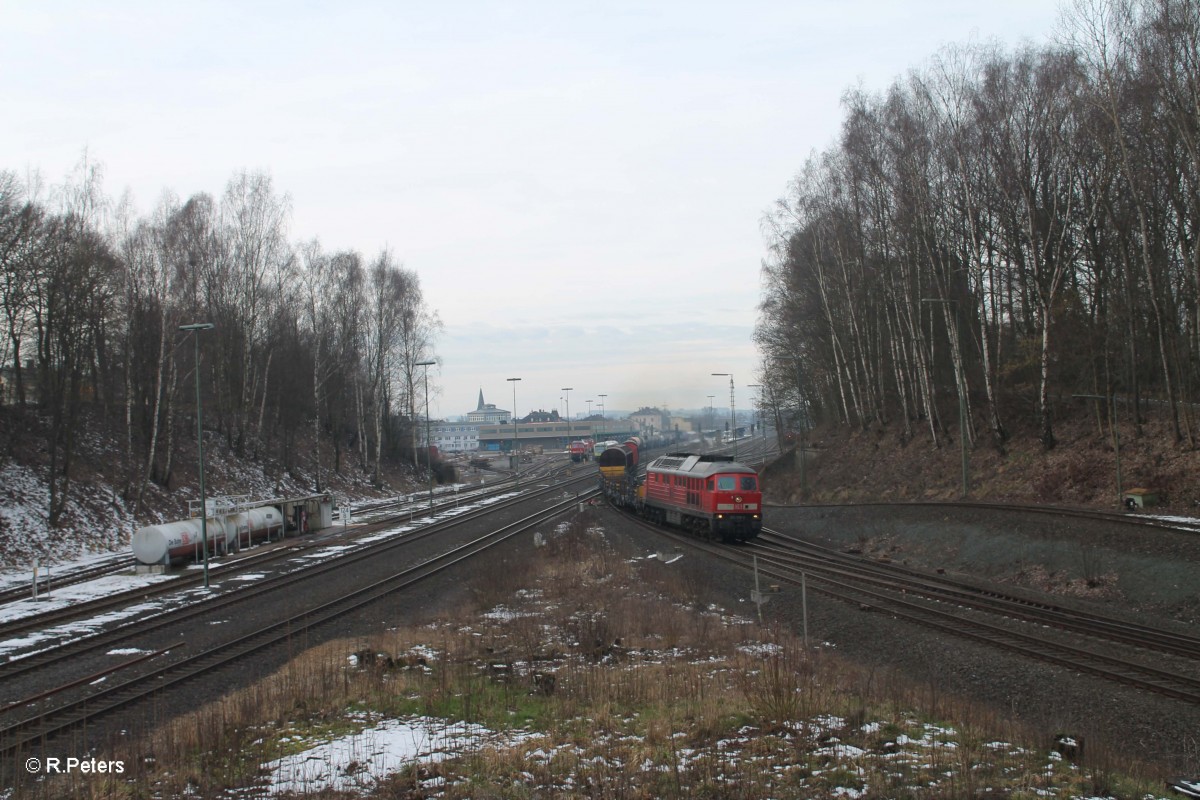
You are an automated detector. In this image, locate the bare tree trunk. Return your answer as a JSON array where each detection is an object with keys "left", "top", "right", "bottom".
[
  {"left": 355, "top": 378, "right": 367, "bottom": 470},
  {"left": 1037, "top": 302, "right": 1056, "bottom": 449},
  {"left": 255, "top": 348, "right": 272, "bottom": 460},
  {"left": 161, "top": 357, "right": 178, "bottom": 491},
  {"left": 135, "top": 312, "right": 170, "bottom": 513},
  {"left": 813, "top": 249, "right": 862, "bottom": 427},
  {"left": 941, "top": 303, "right": 973, "bottom": 447},
  {"left": 313, "top": 371, "right": 324, "bottom": 492},
  {"left": 373, "top": 374, "right": 384, "bottom": 486},
  {"left": 900, "top": 292, "right": 941, "bottom": 446},
  {"left": 122, "top": 319, "right": 134, "bottom": 499},
  {"left": 885, "top": 299, "right": 915, "bottom": 441}
]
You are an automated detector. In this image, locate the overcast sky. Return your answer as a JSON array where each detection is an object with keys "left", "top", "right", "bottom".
[{"left": 1, "top": 1, "right": 1061, "bottom": 420}]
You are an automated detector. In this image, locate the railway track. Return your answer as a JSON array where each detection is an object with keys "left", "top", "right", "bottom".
[
  {"left": 0, "top": 554, "right": 136, "bottom": 607},
  {"left": 0, "top": 462, "right": 583, "bottom": 643},
  {"left": 0, "top": 454, "right": 575, "bottom": 627},
  {"left": 767, "top": 498, "right": 1200, "bottom": 536},
  {"left": 348, "top": 455, "right": 571, "bottom": 519},
  {"left": 0, "top": 487, "right": 597, "bottom": 759},
  {"left": 750, "top": 529, "right": 1200, "bottom": 697},
  {"left": 609, "top": 507, "right": 1200, "bottom": 705},
  {"left": 752, "top": 530, "right": 1200, "bottom": 661},
  {"left": 0, "top": 474, "right": 590, "bottom": 690}
]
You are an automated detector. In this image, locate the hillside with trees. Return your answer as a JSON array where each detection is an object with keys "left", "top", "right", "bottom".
[
  {"left": 755, "top": 0, "right": 1200, "bottom": 490},
  {"left": 0, "top": 161, "right": 441, "bottom": 564}
]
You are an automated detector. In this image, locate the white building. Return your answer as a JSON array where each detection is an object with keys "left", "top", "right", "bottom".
[
  {"left": 432, "top": 421, "right": 480, "bottom": 453},
  {"left": 466, "top": 389, "right": 511, "bottom": 425},
  {"left": 431, "top": 390, "right": 511, "bottom": 452}
]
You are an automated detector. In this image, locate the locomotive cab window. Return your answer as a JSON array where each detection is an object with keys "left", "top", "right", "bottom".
[
  {"left": 717, "top": 476, "right": 735, "bottom": 490},
  {"left": 741, "top": 476, "right": 758, "bottom": 490}
]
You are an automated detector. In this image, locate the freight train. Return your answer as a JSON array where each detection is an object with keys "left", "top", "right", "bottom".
[
  {"left": 598, "top": 437, "right": 762, "bottom": 542},
  {"left": 597, "top": 436, "right": 643, "bottom": 492}
]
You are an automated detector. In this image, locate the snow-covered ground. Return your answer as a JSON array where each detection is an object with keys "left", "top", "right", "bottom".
[{"left": 260, "top": 714, "right": 534, "bottom": 795}]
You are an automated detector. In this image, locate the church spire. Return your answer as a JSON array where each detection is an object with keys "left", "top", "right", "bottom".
[{"left": 477, "top": 388, "right": 485, "bottom": 411}]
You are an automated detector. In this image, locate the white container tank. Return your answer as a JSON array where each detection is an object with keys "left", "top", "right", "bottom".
[
  {"left": 222, "top": 506, "right": 283, "bottom": 552},
  {"left": 133, "top": 505, "right": 284, "bottom": 565},
  {"left": 132, "top": 518, "right": 223, "bottom": 565}
]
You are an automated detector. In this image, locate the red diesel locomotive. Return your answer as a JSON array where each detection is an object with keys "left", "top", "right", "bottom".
[
  {"left": 599, "top": 449, "right": 762, "bottom": 542},
  {"left": 642, "top": 453, "right": 762, "bottom": 541},
  {"left": 569, "top": 440, "right": 592, "bottom": 462}
]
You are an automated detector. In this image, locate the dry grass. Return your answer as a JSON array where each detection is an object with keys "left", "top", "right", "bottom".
[{"left": 29, "top": 510, "right": 1168, "bottom": 799}]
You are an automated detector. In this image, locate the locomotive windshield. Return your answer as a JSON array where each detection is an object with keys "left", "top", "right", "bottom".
[{"left": 717, "top": 475, "right": 758, "bottom": 491}]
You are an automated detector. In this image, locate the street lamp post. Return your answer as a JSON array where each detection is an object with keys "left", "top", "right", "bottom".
[
  {"left": 562, "top": 388, "right": 573, "bottom": 451},
  {"left": 179, "top": 322, "right": 215, "bottom": 589},
  {"left": 711, "top": 373, "right": 736, "bottom": 460},
  {"left": 707, "top": 395, "right": 715, "bottom": 443},
  {"left": 507, "top": 377, "right": 521, "bottom": 488},
  {"left": 416, "top": 360, "right": 436, "bottom": 510},
  {"left": 598, "top": 394, "right": 606, "bottom": 418},
  {"left": 1074, "top": 393, "right": 1123, "bottom": 507},
  {"left": 922, "top": 299, "right": 969, "bottom": 498},
  {"left": 586, "top": 399, "right": 593, "bottom": 418}
]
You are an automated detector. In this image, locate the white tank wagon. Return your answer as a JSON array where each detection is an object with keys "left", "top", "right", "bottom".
[
  {"left": 221, "top": 506, "right": 285, "bottom": 552},
  {"left": 132, "top": 506, "right": 284, "bottom": 566}
]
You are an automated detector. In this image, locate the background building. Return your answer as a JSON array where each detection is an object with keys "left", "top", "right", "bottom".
[
  {"left": 629, "top": 407, "right": 669, "bottom": 436},
  {"left": 669, "top": 416, "right": 695, "bottom": 434},
  {"left": 431, "top": 421, "right": 480, "bottom": 453},
  {"left": 430, "top": 390, "right": 516, "bottom": 452},
  {"left": 466, "top": 389, "right": 511, "bottom": 425},
  {"left": 477, "top": 419, "right": 636, "bottom": 452}
]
